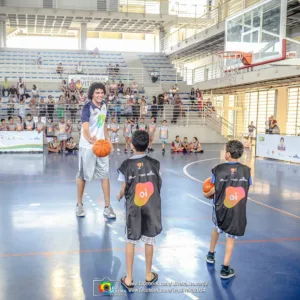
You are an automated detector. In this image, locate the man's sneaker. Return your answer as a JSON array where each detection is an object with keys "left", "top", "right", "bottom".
[
  {"left": 220, "top": 265, "right": 235, "bottom": 279},
  {"left": 103, "top": 206, "right": 116, "bottom": 219},
  {"left": 76, "top": 203, "right": 85, "bottom": 217},
  {"left": 206, "top": 252, "right": 215, "bottom": 264}
]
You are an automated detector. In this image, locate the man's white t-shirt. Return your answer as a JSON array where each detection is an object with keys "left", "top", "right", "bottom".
[{"left": 79, "top": 100, "right": 107, "bottom": 149}]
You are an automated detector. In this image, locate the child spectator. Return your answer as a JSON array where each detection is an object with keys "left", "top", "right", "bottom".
[
  {"left": 24, "top": 113, "right": 35, "bottom": 131},
  {"left": 108, "top": 117, "right": 120, "bottom": 152},
  {"left": 69, "top": 95, "right": 78, "bottom": 123},
  {"left": 190, "top": 137, "right": 203, "bottom": 153},
  {"left": 66, "top": 137, "right": 78, "bottom": 152},
  {"left": 123, "top": 118, "right": 134, "bottom": 153},
  {"left": 66, "top": 119, "right": 72, "bottom": 139},
  {"left": 7, "top": 116, "right": 16, "bottom": 131},
  {"left": 248, "top": 121, "right": 256, "bottom": 145},
  {"left": 16, "top": 116, "right": 24, "bottom": 131},
  {"left": 182, "top": 137, "right": 190, "bottom": 153},
  {"left": 75, "top": 80, "right": 82, "bottom": 93},
  {"left": 45, "top": 118, "right": 55, "bottom": 143},
  {"left": 171, "top": 135, "right": 184, "bottom": 152},
  {"left": 159, "top": 120, "right": 168, "bottom": 153},
  {"left": 48, "top": 136, "right": 61, "bottom": 153},
  {"left": 114, "top": 97, "right": 121, "bottom": 124},
  {"left": 36, "top": 116, "right": 45, "bottom": 134},
  {"left": 203, "top": 140, "right": 252, "bottom": 279},
  {"left": 57, "top": 117, "right": 67, "bottom": 152},
  {"left": 47, "top": 96, "right": 55, "bottom": 120},
  {"left": 136, "top": 117, "right": 148, "bottom": 132},
  {"left": 148, "top": 116, "right": 156, "bottom": 152},
  {"left": 18, "top": 98, "right": 26, "bottom": 119},
  {"left": 0, "top": 119, "right": 7, "bottom": 131},
  {"left": 39, "top": 98, "right": 47, "bottom": 117},
  {"left": 117, "top": 130, "right": 162, "bottom": 290}
]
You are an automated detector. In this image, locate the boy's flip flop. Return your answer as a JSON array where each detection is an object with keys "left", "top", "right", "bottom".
[
  {"left": 120, "top": 276, "right": 134, "bottom": 291},
  {"left": 146, "top": 272, "right": 158, "bottom": 286}
]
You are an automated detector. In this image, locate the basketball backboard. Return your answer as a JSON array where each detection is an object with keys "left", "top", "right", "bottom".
[{"left": 225, "top": 0, "right": 286, "bottom": 69}]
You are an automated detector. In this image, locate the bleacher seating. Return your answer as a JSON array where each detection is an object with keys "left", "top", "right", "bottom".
[
  {"left": 0, "top": 49, "right": 134, "bottom": 82},
  {"left": 137, "top": 53, "right": 184, "bottom": 82}
]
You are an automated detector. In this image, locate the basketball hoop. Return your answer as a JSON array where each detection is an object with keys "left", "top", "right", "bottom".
[{"left": 217, "top": 51, "right": 252, "bottom": 85}]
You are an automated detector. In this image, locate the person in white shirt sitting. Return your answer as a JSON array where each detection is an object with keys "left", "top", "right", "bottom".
[
  {"left": 36, "top": 53, "right": 42, "bottom": 68},
  {"left": 151, "top": 69, "right": 158, "bottom": 83},
  {"left": 76, "top": 61, "right": 83, "bottom": 74}
]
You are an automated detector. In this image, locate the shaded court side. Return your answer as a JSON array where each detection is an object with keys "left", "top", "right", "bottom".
[{"left": 0, "top": 144, "right": 299, "bottom": 300}]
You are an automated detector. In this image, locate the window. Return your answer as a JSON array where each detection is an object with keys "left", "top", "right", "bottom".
[
  {"left": 287, "top": 88, "right": 300, "bottom": 135},
  {"left": 212, "top": 95, "right": 224, "bottom": 108},
  {"left": 244, "top": 90, "right": 276, "bottom": 134}
]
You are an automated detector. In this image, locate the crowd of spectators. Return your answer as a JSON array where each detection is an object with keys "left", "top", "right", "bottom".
[{"left": 0, "top": 76, "right": 217, "bottom": 132}]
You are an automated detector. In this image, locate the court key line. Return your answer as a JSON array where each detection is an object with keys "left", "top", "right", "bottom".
[{"left": 183, "top": 158, "right": 300, "bottom": 220}]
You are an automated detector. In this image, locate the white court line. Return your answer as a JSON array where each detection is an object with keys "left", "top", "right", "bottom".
[
  {"left": 186, "top": 194, "right": 212, "bottom": 207},
  {"left": 92, "top": 203, "right": 96, "bottom": 207},
  {"left": 137, "top": 255, "right": 145, "bottom": 261},
  {"left": 86, "top": 196, "right": 90, "bottom": 199},
  {"left": 118, "top": 237, "right": 125, "bottom": 242},
  {"left": 165, "top": 278, "right": 199, "bottom": 300},
  {"left": 183, "top": 158, "right": 300, "bottom": 220},
  {"left": 29, "top": 203, "right": 40, "bottom": 206},
  {"left": 184, "top": 292, "right": 199, "bottom": 300},
  {"left": 183, "top": 157, "right": 220, "bottom": 183},
  {"left": 106, "top": 224, "right": 113, "bottom": 228},
  {"left": 152, "top": 265, "right": 160, "bottom": 272},
  {"left": 112, "top": 230, "right": 118, "bottom": 235},
  {"left": 96, "top": 208, "right": 100, "bottom": 211},
  {"left": 88, "top": 199, "right": 93, "bottom": 202}
]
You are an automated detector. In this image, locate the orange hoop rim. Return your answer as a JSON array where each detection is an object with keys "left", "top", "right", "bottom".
[{"left": 217, "top": 51, "right": 250, "bottom": 59}]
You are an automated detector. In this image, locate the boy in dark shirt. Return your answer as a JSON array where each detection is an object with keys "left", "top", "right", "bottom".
[
  {"left": 117, "top": 131, "right": 162, "bottom": 290},
  {"left": 204, "top": 140, "right": 252, "bottom": 279}
]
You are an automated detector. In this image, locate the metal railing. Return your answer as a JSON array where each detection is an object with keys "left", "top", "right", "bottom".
[
  {"left": 1, "top": 0, "right": 209, "bottom": 17},
  {"left": 162, "top": 0, "right": 259, "bottom": 52},
  {"left": 0, "top": 64, "right": 192, "bottom": 87},
  {"left": 0, "top": 102, "right": 233, "bottom": 137}
]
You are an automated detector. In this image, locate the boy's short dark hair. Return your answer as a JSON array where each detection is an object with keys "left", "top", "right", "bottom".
[
  {"left": 226, "top": 140, "right": 244, "bottom": 159},
  {"left": 162, "top": 120, "right": 167, "bottom": 123},
  {"left": 132, "top": 131, "right": 149, "bottom": 152},
  {"left": 8, "top": 116, "right": 13, "bottom": 121},
  {"left": 88, "top": 82, "right": 106, "bottom": 100},
  {"left": 184, "top": 137, "right": 187, "bottom": 139},
  {"left": 176, "top": 135, "right": 179, "bottom": 138},
  {"left": 26, "top": 113, "right": 31, "bottom": 117},
  {"left": 1, "top": 119, "right": 5, "bottom": 122}
]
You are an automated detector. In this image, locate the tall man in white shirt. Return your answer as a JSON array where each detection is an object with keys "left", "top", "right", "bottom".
[{"left": 76, "top": 82, "right": 116, "bottom": 219}]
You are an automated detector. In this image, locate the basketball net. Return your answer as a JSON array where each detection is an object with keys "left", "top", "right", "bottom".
[{"left": 217, "top": 52, "right": 242, "bottom": 85}]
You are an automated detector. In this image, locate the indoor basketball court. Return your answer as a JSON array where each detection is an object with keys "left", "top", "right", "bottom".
[{"left": 0, "top": 0, "right": 300, "bottom": 300}]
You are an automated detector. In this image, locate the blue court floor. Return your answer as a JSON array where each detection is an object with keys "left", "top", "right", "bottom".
[{"left": 0, "top": 144, "right": 299, "bottom": 300}]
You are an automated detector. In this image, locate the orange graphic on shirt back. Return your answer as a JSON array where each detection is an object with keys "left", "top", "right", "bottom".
[
  {"left": 134, "top": 182, "right": 154, "bottom": 207},
  {"left": 224, "top": 187, "right": 245, "bottom": 208}
]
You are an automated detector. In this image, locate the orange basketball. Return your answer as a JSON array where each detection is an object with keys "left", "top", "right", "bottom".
[
  {"left": 203, "top": 177, "right": 215, "bottom": 199},
  {"left": 93, "top": 139, "right": 111, "bottom": 157}
]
